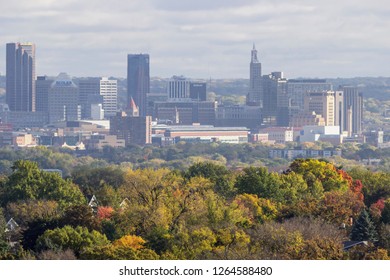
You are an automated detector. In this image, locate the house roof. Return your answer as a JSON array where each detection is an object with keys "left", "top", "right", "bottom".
[{"left": 343, "top": 240, "right": 369, "bottom": 251}]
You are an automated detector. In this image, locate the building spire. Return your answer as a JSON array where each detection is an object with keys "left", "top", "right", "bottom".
[{"left": 251, "top": 43, "right": 259, "bottom": 63}]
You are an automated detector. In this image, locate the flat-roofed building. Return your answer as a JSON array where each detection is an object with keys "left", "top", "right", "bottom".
[{"left": 162, "top": 125, "right": 249, "bottom": 144}]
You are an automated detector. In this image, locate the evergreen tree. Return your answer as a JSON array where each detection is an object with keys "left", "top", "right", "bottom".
[{"left": 350, "top": 209, "right": 378, "bottom": 242}]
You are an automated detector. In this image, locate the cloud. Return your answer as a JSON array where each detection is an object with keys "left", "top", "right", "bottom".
[{"left": 0, "top": 0, "right": 389, "bottom": 78}]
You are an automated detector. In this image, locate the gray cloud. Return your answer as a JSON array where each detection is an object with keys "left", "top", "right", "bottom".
[{"left": 0, "top": 0, "right": 389, "bottom": 79}]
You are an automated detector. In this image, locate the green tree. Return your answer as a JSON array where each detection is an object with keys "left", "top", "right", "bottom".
[
  {"left": 0, "top": 208, "right": 9, "bottom": 257},
  {"left": 36, "top": 225, "right": 109, "bottom": 257},
  {"left": 58, "top": 204, "right": 100, "bottom": 231},
  {"left": 382, "top": 199, "right": 390, "bottom": 224},
  {"left": 350, "top": 209, "right": 378, "bottom": 242},
  {"left": 2, "top": 160, "right": 85, "bottom": 208},
  {"left": 185, "top": 162, "right": 236, "bottom": 197},
  {"left": 235, "top": 167, "right": 282, "bottom": 201}
]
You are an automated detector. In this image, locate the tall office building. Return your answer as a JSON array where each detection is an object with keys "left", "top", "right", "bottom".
[
  {"left": 334, "top": 91, "right": 344, "bottom": 133},
  {"left": 78, "top": 78, "right": 101, "bottom": 119},
  {"left": 287, "top": 79, "right": 332, "bottom": 111},
  {"left": 100, "top": 77, "right": 117, "bottom": 117},
  {"left": 304, "top": 91, "right": 335, "bottom": 126},
  {"left": 127, "top": 54, "right": 150, "bottom": 117},
  {"left": 167, "top": 76, "right": 191, "bottom": 101},
  {"left": 189, "top": 82, "right": 207, "bottom": 101},
  {"left": 262, "top": 72, "right": 288, "bottom": 125},
  {"left": 36, "top": 76, "right": 54, "bottom": 113},
  {"left": 48, "top": 73, "right": 80, "bottom": 124},
  {"left": 6, "top": 42, "right": 36, "bottom": 112},
  {"left": 246, "top": 44, "right": 262, "bottom": 106},
  {"left": 341, "top": 86, "right": 363, "bottom": 134}
]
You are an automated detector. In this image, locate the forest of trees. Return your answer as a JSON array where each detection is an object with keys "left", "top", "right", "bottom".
[{"left": 1, "top": 155, "right": 390, "bottom": 260}]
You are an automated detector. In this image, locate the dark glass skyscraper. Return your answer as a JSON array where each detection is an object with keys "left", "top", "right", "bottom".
[
  {"left": 127, "top": 54, "right": 150, "bottom": 116},
  {"left": 6, "top": 42, "right": 36, "bottom": 112}
]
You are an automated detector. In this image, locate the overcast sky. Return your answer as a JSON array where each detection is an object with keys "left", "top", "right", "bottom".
[{"left": 0, "top": 0, "right": 389, "bottom": 79}]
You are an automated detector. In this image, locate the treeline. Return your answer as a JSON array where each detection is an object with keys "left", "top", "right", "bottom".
[
  {"left": 1, "top": 158, "right": 390, "bottom": 260},
  {"left": 3, "top": 143, "right": 390, "bottom": 178}
]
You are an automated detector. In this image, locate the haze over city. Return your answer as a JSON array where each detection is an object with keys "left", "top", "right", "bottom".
[{"left": 1, "top": 0, "right": 389, "bottom": 79}]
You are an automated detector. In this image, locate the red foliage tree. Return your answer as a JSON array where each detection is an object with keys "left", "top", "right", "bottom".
[{"left": 97, "top": 206, "right": 114, "bottom": 221}]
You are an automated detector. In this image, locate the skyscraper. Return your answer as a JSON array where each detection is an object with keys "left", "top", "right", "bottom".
[
  {"left": 167, "top": 76, "right": 191, "bottom": 101},
  {"left": 78, "top": 78, "right": 101, "bottom": 119},
  {"left": 127, "top": 54, "right": 150, "bottom": 117},
  {"left": 48, "top": 73, "right": 80, "bottom": 123},
  {"left": 287, "top": 79, "right": 332, "bottom": 111},
  {"left": 6, "top": 42, "right": 36, "bottom": 112},
  {"left": 262, "top": 72, "right": 288, "bottom": 125},
  {"left": 100, "top": 77, "right": 118, "bottom": 117},
  {"left": 36, "top": 76, "right": 54, "bottom": 113},
  {"left": 304, "top": 91, "right": 335, "bottom": 126},
  {"left": 341, "top": 86, "right": 363, "bottom": 134},
  {"left": 246, "top": 44, "right": 262, "bottom": 106}
]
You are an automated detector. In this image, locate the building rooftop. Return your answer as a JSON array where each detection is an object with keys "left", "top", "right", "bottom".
[{"left": 156, "top": 124, "right": 249, "bottom": 132}]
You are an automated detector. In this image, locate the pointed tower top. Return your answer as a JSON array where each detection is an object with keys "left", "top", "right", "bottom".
[{"left": 251, "top": 43, "right": 259, "bottom": 63}]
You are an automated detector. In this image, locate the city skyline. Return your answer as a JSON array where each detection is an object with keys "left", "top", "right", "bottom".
[{"left": 1, "top": 1, "right": 389, "bottom": 79}]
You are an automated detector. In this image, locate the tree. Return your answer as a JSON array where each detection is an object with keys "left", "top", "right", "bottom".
[
  {"left": 185, "top": 162, "right": 236, "bottom": 197},
  {"left": 112, "top": 235, "right": 145, "bottom": 250},
  {"left": 233, "top": 194, "right": 278, "bottom": 225},
  {"left": 320, "top": 190, "right": 364, "bottom": 224},
  {"left": 58, "top": 205, "right": 100, "bottom": 231},
  {"left": 72, "top": 166, "right": 125, "bottom": 197},
  {"left": 350, "top": 209, "right": 378, "bottom": 242},
  {"left": 279, "top": 172, "right": 309, "bottom": 204},
  {"left": 2, "top": 160, "right": 85, "bottom": 208},
  {"left": 6, "top": 200, "right": 60, "bottom": 226},
  {"left": 36, "top": 225, "right": 109, "bottom": 257},
  {"left": 0, "top": 208, "right": 9, "bottom": 257},
  {"left": 348, "top": 167, "right": 390, "bottom": 206},
  {"left": 382, "top": 199, "right": 390, "bottom": 224},
  {"left": 235, "top": 167, "right": 282, "bottom": 201},
  {"left": 289, "top": 159, "right": 349, "bottom": 192}
]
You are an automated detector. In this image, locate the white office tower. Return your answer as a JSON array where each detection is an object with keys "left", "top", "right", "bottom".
[
  {"left": 100, "top": 77, "right": 117, "bottom": 118},
  {"left": 167, "top": 76, "right": 191, "bottom": 101}
]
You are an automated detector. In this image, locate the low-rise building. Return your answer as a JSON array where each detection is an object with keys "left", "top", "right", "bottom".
[
  {"left": 87, "top": 134, "right": 125, "bottom": 150},
  {"left": 258, "top": 127, "right": 294, "bottom": 144},
  {"left": 269, "top": 148, "right": 342, "bottom": 159},
  {"left": 299, "top": 125, "right": 342, "bottom": 145},
  {"left": 162, "top": 125, "right": 249, "bottom": 144}
]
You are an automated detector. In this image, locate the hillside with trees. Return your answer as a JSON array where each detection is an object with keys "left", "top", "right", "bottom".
[{"left": 1, "top": 158, "right": 389, "bottom": 260}]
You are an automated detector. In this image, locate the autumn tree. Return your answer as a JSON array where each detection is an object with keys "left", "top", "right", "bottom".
[
  {"left": 319, "top": 190, "right": 364, "bottom": 225},
  {"left": 289, "top": 159, "right": 348, "bottom": 192},
  {"left": 233, "top": 194, "right": 278, "bottom": 225},
  {"left": 348, "top": 167, "right": 390, "bottom": 206},
  {"left": 6, "top": 200, "right": 60, "bottom": 226}
]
